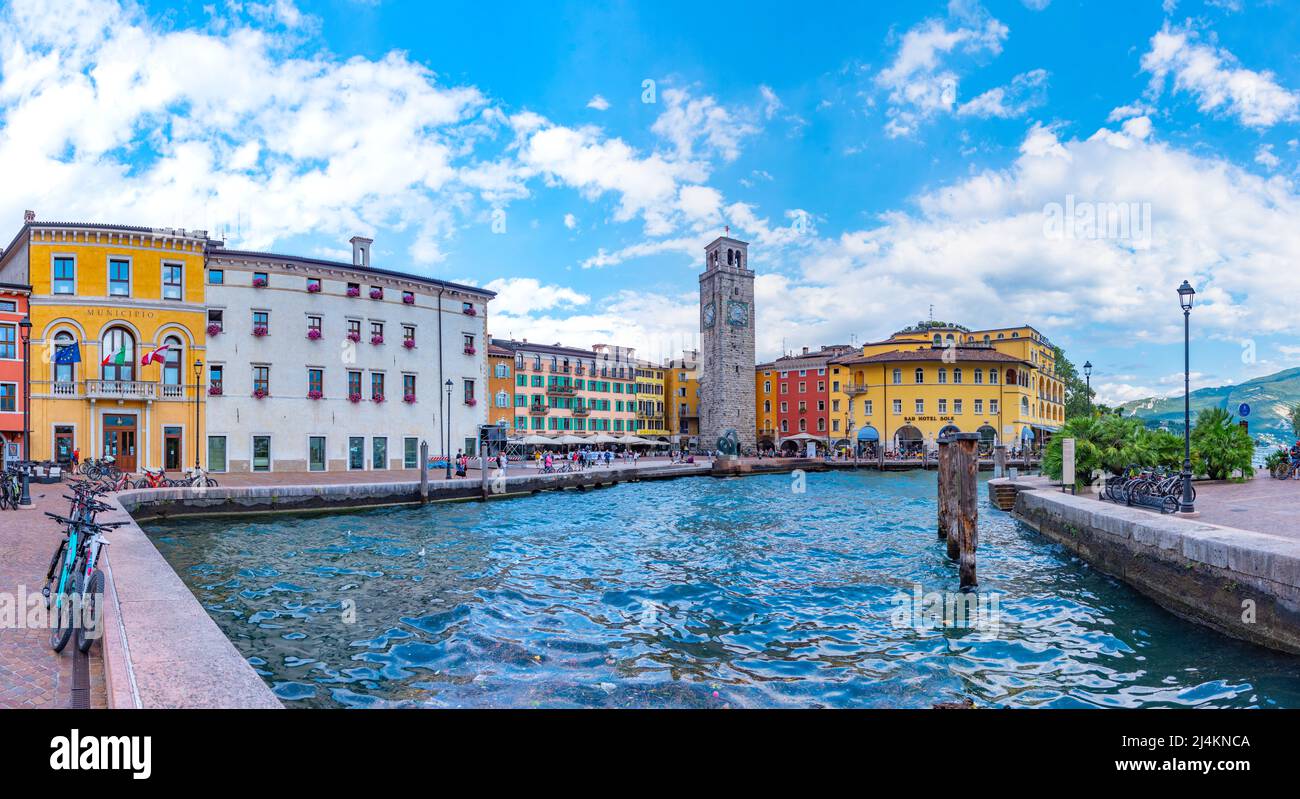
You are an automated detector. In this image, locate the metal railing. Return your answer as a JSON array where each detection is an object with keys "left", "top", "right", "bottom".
[{"left": 33, "top": 380, "right": 197, "bottom": 401}]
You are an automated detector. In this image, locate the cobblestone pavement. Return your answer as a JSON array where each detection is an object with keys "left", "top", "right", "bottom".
[
  {"left": 0, "top": 486, "right": 107, "bottom": 709},
  {"left": 1182, "top": 473, "right": 1300, "bottom": 542}
]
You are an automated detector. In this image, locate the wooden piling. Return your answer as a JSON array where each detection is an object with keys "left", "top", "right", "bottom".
[
  {"left": 419, "top": 440, "right": 430, "bottom": 504},
  {"left": 937, "top": 438, "right": 951, "bottom": 540},
  {"left": 993, "top": 444, "right": 1006, "bottom": 479},
  {"left": 953, "top": 433, "right": 979, "bottom": 588}
]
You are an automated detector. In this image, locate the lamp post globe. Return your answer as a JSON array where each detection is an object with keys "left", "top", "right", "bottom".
[{"left": 1177, "top": 280, "right": 1196, "bottom": 514}]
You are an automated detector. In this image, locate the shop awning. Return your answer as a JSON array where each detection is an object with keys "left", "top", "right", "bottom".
[{"left": 856, "top": 426, "right": 880, "bottom": 441}]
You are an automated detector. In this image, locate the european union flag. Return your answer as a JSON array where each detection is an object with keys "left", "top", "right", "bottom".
[{"left": 54, "top": 343, "right": 81, "bottom": 364}]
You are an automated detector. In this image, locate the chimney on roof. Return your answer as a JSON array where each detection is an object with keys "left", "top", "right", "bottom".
[
  {"left": 350, "top": 236, "right": 373, "bottom": 268},
  {"left": 802, "top": 346, "right": 809, "bottom": 355},
  {"left": 23, "top": 210, "right": 34, "bottom": 223}
]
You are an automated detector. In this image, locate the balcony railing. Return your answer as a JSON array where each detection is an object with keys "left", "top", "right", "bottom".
[
  {"left": 547, "top": 384, "right": 575, "bottom": 395},
  {"left": 528, "top": 405, "right": 550, "bottom": 415},
  {"left": 35, "top": 380, "right": 196, "bottom": 401},
  {"left": 573, "top": 406, "right": 590, "bottom": 416},
  {"left": 844, "top": 383, "right": 870, "bottom": 394}
]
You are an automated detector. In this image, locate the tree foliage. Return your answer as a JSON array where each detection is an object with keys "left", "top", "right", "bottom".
[
  {"left": 1053, "top": 345, "right": 1094, "bottom": 419},
  {"left": 1190, "top": 407, "right": 1255, "bottom": 480},
  {"left": 1043, "top": 415, "right": 1182, "bottom": 486}
]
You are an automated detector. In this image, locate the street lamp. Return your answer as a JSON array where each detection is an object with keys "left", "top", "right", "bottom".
[
  {"left": 193, "top": 358, "right": 203, "bottom": 472},
  {"left": 18, "top": 317, "right": 32, "bottom": 506},
  {"left": 444, "top": 378, "right": 454, "bottom": 480},
  {"left": 1177, "top": 280, "right": 1196, "bottom": 514},
  {"left": 1083, "top": 360, "right": 1092, "bottom": 409}
]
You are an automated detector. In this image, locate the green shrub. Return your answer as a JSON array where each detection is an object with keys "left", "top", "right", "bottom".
[
  {"left": 1190, "top": 407, "right": 1255, "bottom": 480},
  {"left": 1043, "top": 414, "right": 1182, "bottom": 486}
]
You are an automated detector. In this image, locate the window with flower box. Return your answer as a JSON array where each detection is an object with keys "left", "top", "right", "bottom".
[
  {"left": 308, "top": 368, "right": 323, "bottom": 397},
  {"left": 402, "top": 291, "right": 415, "bottom": 305},
  {"left": 403, "top": 374, "right": 416, "bottom": 403},
  {"left": 252, "top": 311, "right": 269, "bottom": 336},
  {"left": 463, "top": 378, "right": 475, "bottom": 404},
  {"left": 307, "top": 277, "right": 321, "bottom": 293},
  {"left": 347, "top": 370, "right": 362, "bottom": 401},
  {"left": 208, "top": 365, "right": 224, "bottom": 395},
  {"left": 371, "top": 372, "right": 385, "bottom": 401},
  {"left": 347, "top": 320, "right": 361, "bottom": 342},
  {"left": 307, "top": 316, "right": 322, "bottom": 339},
  {"left": 252, "top": 272, "right": 268, "bottom": 288},
  {"left": 347, "top": 282, "right": 360, "bottom": 297},
  {"left": 370, "top": 322, "right": 384, "bottom": 345},
  {"left": 207, "top": 309, "right": 223, "bottom": 335},
  {"left": 253, "top": 366, "right": 270, "bottom": 397},
  {"left": 402, "top": 325, "right": 415, "bottom": 349}
]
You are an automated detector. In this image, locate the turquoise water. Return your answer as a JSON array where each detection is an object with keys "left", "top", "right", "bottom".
[{"left": 146, "top": 471, "right": 1300, "bottom": 708}]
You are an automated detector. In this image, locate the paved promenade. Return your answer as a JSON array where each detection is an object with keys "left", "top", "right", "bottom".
[
  {"left": 0, "top": 487, "right": 107, "bottom": 709},
  {"left": 1178, "top": 473, "right": 1300, "bottom": 542},
  {"left": 212, "top": 455, "right": 695, "bottom": 487}
]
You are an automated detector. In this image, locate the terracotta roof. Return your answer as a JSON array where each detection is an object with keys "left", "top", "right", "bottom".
[
  {"left": 210, "top": 248, "right": 493, "bottom": 298},
  {"left": 487, "top": 344, "right": 514, "bottom": 357},
  {"left": 835, "top": 348, "right": 1028, "bottom": 366}
]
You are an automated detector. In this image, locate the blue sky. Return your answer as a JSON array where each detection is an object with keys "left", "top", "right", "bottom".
[{"left": 3, "top": 0, "right": 1300, "bottom": 405}]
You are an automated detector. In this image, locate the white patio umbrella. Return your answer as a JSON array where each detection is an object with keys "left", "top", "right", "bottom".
[
  {"left": 555, "top": 434, "right": 587, "bottom": 445},
  {"left": 589, "top": 433, "right": 621, "bottom": 444}
]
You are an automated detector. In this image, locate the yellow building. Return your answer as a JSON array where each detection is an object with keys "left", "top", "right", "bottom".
[
  {"left": 834, "top": 323, "right": 1063, "bottom": 455},
  {"left": 664, "top": 349, "right": 700, "bottom": 448},
  {"left": 487, "top": 341, "right": 516, "bottom": 428},
  {"left": 0, "top": 218, "right": 209, "bottom": 473},
  {"left": 634, "top": 362, "right": 668, "bottom": 438}
]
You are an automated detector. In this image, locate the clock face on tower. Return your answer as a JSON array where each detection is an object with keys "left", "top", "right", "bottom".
[
  {"left": 702, "top": 302, "right": 716, "bottom": 328},
  {"left": 727, "top": 300, "right": 748, "bottom": 327}
]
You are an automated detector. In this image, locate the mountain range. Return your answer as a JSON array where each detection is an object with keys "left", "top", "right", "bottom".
[{"left": 1117, "top": 367, "right": 1300, "bottom": 448}]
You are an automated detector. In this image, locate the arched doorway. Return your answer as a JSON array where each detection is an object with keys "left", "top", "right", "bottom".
[
  {"left": 977, "top": 425, "right": 997, "bottom": 455},
  {"left": 856, "top": 424, "right": 880, "bottom": 458},
  {"left": 779, "top": 439, "right": 800, "bottom": 456},
  {"left": 937, "top": 424, "right": 960, "bottom": 441},
  {"left": 894, "top": 425, "right": 923, "bottom": 456}
]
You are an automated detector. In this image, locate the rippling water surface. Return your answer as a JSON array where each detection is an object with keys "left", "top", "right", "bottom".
[{"left": 147, "top": 471, "right": 1300, "bottom": 708}]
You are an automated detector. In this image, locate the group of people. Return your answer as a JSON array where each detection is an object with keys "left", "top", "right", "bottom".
[{"left": 532, "top": 448, "right": 637, "bottom": 472}]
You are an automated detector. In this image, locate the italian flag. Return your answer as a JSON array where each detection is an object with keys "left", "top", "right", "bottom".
[
  {"left": 141, "top": 343, "right": 170, "bottom": 366},
  {"left": 102, "top": 345, "right": 127, "bottom": 367}
]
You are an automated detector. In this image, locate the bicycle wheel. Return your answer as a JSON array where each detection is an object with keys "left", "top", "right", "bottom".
[
  {"left": 76, "top": 569, "right": 104, "bottom": 654},
  {"left": 133, "top": 479, "right": 151, "bottom": 490},
  {"left": 49, "top": 566, "right": 76, "bottom": 653},
  {"left": 204, "top": 477, "right": 219, "bottom": 487}
]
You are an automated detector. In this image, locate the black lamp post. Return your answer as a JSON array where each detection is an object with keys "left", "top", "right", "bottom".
[
  {"left": 18, "top": 317, "right": 32, "bottom": 506},
  {"left": 193, "top": 358, "right": 203, "bottom": 471},
  {"left": 444, "top": 378, "right": 453, "bottom": 480},
  {"left": 1083, "top": 360, "right": 1092, "bottom": 409},
  {"left": 1177, "top": 280, "right": 1196, "bottom": 514}
]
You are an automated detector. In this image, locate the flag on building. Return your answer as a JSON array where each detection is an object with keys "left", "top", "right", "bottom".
[
  {"left": 101, "top": 345, "right": 127, "bottom": 367},
  {"left": 54, "top": 342, "right": 81, "bottom": 364},
  {"left": 140, "top": 343, "right": 171, "bottom": 366}
]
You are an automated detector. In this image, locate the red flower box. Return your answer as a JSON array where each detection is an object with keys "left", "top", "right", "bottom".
[
  {"left": 307, "top": 390, "right": 323, "bottom": 400},
  {"left": 463, "top": 306, "right": 477, "bottom": 316},
  {"left": 206, "top": 323, "right": 222, "bottom": 336},
  {"left": 252, "top": 326, "right": 268, "bottom": 337},
  {"left": 403, "top": 394, "right": 417, "bottom": 404},
  {"left": 369, "top": 288, "right": 383, "bottom": 300},
  {"left": 464, "top": 397, "right": 477, "bottom": 407},
  {"left": 347, "top": 286, "right": 361, "bottom": 297},
  {"left": 463, "top": 346, "right": 476, "bottom": 355},
  {"left": 372, "top": 394, "right": 385, "bottom": 404},
  {"left": 307, "top": 283, "right": 321, "bottom": 293},
  {"left": 252, "top": 277, "right": 268, "bottom": 288},
  {"left": 402, "top": 294, "right": 415, "bottom": 304},
  {"left": 253, "top": 388, "right": 269, "bottom": 399},
  {"left": 208, "top": 385, "right": 223, "bottom": 396},
  {"left": 346, "top": 331, "right": 361, "bottom": 343},
  {"left": 307, "top": 329, "right": 322, "bottom": 340},
  {"left": 371, "top": 335, "right": 385, "bottom": 345},
  {"left": 348, "top": 392, "right": 362, "bottom": 403},
  {"left": 402, "top": 339, "right": 416, "bottom": 350}
]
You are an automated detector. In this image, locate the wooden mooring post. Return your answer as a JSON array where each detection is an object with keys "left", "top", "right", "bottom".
[
  {"left": 938, "top": 432, "right": 979, "bottom": 588},
  {"left": 993, "top": 444, "right": 1006, "bottom": 479}
]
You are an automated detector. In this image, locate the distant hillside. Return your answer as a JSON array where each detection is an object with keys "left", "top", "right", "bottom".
[{"left": 1117, "top": 367, "right": 1300, "bottom": 448}]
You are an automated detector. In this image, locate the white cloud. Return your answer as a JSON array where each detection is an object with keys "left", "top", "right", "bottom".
[
  {"left": 482, "top": 277, "right": 589, "bottom": 315},
  {"left": 563, "top": 212, "right": 577, "bottom": 229},
  {"left": 1141, "top": 23, "right": 1300, "bottom": 128},
  {"left": 1254, "top": 144, "right": 1280, "bottom": 170},
  {"left": 875, "top": 2, "right": 1011, "bottom": 137},
  {"left": 491, "top": 289, "right": 700, "bottom": 363},
  {"left": 586, "top": 94, "right": 610, "bottom": 111},
  {"left": 650, "top": 87, "right": 757, "bottom": 162},
  {"left": 957, "top": 68, "right": 1049, "bottom": 118}
]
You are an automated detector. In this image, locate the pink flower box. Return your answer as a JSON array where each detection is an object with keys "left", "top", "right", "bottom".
[
  {"left": 206, "top": 323, "right": 222, "bottom": 336},
  {"left": 402, "top": 294, "right": 415, "bottom": 304},
  {"left": 403, "top": 393, "right": 417, "bottom": 404},
  {"left": 307, "top": 390, "right": 323, "bottom": 400},
  {"left": 252, "top": 326, "right": 268, "bottom": 337},
  {"left": 346, "top": 331, "right": 361, "bottom": 343},
  {"left": 463, "top": 306, "right": 477, "bottom": 316},
  {"left": 464, "top": 398, "right": 477, "bottom": 407},
  {"left": 463, "top": 346, "right": 476, "bottom": 355},
  {"left": 307, "top": 283, "right": 321, "bottom": 293},
  {"left": 402, "top": 339, "right": 416, "bottom": 350},
  {"left": 347, "top": 286, "right": 361, "bottom": 297},
  {"left": 371, "top": 335, "right": 385, "bottom": 345},
  {"left": 307, "top": 328, "right": 322, "bottom": 340},
  {"left": 252, "top": 277, "right": 268, "bottom": 288},
  {"left": 369, "top": 288, "right": 383, "bottom": 300},
  {"left": 208, "top": 385, "right": 223, "bottom": 396},
  {"left": 372, "top": 394, "right": 385, "bottom": 404},
  {"left": 253, "top": 388, "right": 269, "bottom": 399},
  {"left": 348, "top": 392, "right": 362, "bottom": 403}
]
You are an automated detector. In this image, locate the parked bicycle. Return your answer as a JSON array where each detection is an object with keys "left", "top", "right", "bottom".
[
  {"left": 134, "top": 467, "right": 172, "bottom": 489},
  {"left": 0, "top": 462, "right": 27, "bottom": 510},
  {"left": 43, "top": 481, "right": 128, "bottom": 653},
  {"left": 171, "top": 466, "right": 219, "bottom": 488},
  {"left": 78, "top": 456, "right": 121, "bottom": 481},
  {"left": 1102, "top": 464, "right": 1192, "bottom": 513}
]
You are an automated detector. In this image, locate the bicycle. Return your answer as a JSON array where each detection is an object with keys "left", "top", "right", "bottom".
[
  {"left": 171, "top": 466, "right": 219, "bottom": 488},
  {"left": 134, "top": 467, "right": 171, "bottom": 489},
  {"left": 43, "top": 484, "right": 127, "bottom": 652},
  {"left": 1, "top": 464, "right": 23, "bottom": 510}
]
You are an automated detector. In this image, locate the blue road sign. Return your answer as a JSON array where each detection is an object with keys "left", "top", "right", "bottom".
[{"left": 1239, "top": 403, "right": 1250, "bottom": 417}]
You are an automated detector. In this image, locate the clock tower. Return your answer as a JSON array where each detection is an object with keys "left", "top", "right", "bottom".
[{"left": 699, "top": 235, "right": 756, "bottom": 455}]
